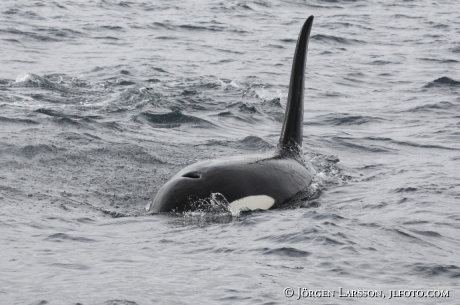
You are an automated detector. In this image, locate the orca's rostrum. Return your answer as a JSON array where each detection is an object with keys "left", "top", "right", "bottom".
[{"left": 149, "top": 16, "right": 315, "bottom": 214}]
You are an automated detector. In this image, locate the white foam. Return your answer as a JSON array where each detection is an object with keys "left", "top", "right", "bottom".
[{"left": 15, "top": 73, "right": 32, "bottom": 83}]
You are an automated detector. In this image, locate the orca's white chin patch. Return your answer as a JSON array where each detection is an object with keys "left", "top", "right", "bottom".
[{"left": 229, "top": 195, "right": 275, "bottom": 212}]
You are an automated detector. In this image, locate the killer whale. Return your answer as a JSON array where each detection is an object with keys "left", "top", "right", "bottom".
[{"left": 149, "top": 16, "right": 315, "bottom": 214}]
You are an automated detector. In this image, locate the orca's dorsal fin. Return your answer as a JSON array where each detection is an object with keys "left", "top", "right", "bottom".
[{"left": 279, "top": 16, "right": 314, "bottom": 147}]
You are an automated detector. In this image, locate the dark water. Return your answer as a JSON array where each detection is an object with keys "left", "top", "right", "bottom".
[{"left": 1, "top": 0, "right": 459, "bottom": 304}]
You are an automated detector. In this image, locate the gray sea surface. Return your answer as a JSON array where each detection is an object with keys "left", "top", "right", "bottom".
[{"left": 1, "top": 0, "right": 459, "bottom": 304}]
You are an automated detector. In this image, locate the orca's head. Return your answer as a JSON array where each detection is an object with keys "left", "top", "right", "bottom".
[
  {"left": 149, "top": 164, "right": 212, "bottom": 213},
  {"left": 148, "top": 155, "right": 276, "bottom": 213},
  {"left": 149, "top": 156, "right": 246, "bottom": 213}
]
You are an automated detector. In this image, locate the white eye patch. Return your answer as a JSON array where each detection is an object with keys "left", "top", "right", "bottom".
[{"left": 229, "top": 195, "right": 275, "bottom": 212}]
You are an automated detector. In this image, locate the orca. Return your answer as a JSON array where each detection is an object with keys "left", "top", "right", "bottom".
[{"left": 149, "top": 16, "right": 315, "bottom": 214}]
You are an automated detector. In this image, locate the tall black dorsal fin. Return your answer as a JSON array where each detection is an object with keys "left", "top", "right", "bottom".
[{"left": 279, "top": 16, "right": 314, "bottom": 147}]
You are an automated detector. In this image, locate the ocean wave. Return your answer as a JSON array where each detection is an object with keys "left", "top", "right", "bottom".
[
  {"left": 407, "top": 101, "right": 457, "bottom": 112},
  {"left": 312, "top": 34, "right": 366, "bottom": 45},
  {"left": 314, "top": 113, "right": 384, "bottom": 126},
  {"left": 261, "top": 247, "right": 311, "bottom": 258},
  {"left": 203, "top": 136, "right": 274, "bottom": 151},
  {"left": 135, "top": 111, "right": 214, "bottom": 128},
  {"left": 424, "top": 76, "right": 460, "bottom": 88},
  {"left": 409, "top": 263, "right": 460, "bottom": 278},
  {"left": 21, "top": 144, "right": 65, "bottom": 158},
  {"left": 45, "top": 233, "right": 96, "bottom": 243},
  {"left": 12, "top": 73, "right": 67, "bottom": 92},
  {"left": 0, "top": 116, "right": 39, "bottom": 125}
]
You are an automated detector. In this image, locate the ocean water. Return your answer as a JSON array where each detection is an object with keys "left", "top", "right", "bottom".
[{"left": 1, "top": 0, "right": 459, "bottom": 304}]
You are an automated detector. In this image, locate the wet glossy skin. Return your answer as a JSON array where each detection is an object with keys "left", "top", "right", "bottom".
[{"left": 149, "top": 154, "right": 313, "bottom": 213}]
